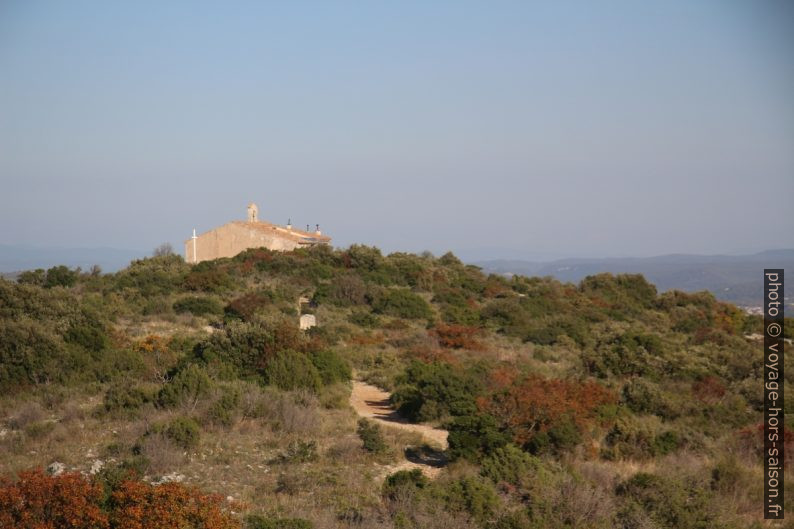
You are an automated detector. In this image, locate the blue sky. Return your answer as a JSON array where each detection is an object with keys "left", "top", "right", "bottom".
[{"left": 1, "top": 1, "right": 792, "bottom": 260}]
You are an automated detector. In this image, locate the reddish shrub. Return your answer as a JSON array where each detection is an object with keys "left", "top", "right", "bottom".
[
  {"left": 430, "top": 324, "right": 483, "bottom": 350},
  {"left": 0, "top": 469, "right": 240, "bottom": 529},
  {"left": 0, "top": 469, "right": 108, "bottom": 529},
  {"left": 479, "top": 375, "right": 617, "bottom": 445},
  {"left": 692, "top": 376, "right": 726, "bottom": 404},
  {"left": 110, "top": 480, "right": 239, "bottom": 529}
]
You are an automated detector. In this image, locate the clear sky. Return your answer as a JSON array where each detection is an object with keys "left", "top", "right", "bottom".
[{"left": 1, "top": 1, "right": 792, "bottom": 261}]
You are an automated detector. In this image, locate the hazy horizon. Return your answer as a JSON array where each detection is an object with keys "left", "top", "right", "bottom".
[{"left": 2, "top": 1, "right": 793, "bottom": 261}]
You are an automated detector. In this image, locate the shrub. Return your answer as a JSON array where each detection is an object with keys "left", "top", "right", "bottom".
[
  {"left": 430, "top": 324, "right": 482, "bottom": 349},
  {"left": 357, "top": 418, "right": 387, "bottom": 453},
  {"left": 391, "top": 361, "right": 481, "bottom": 422},
  {"left": 621, "top": 379, "right": 675, "bottom": 418},
  {"left": 44, "top": 265, "right": 78, "bottom": 288},
  {"left": 0, "top": 469, "right": 238, "bottom": 529},
  {"left": 347, "top": 310, "right": 380, "bottom": 328},
  {"left": 437, "top": 475, "right": 499, "bottom": 523},
  {"left": 584, "top": 330, "right": 669, "bottom": 378},
  {"left": 157, "top": 364, "right": 213, "bottom": 408},
  {"left": 603, "top": 415, "right": 675, "bottom": 460},
  {"left": 205, "top": 389, "right": 240, "bottom": 427},
  {"left": 224, "top": 291, "right": 276, "bottom": 321},
  {"left": 103, "top": 384, "right": 149, "bottom": 415},
  {"left": 480, "top": 444, "right": 540, "bottom": 486},
  {"left": 480, "top": 375, "right": 617, "bottom": 449},
  {"left": 113, "top": 255, "right": 188, "bottom": 297},
  {"left": 314, "top": 274, "right": 369, "bottom": 307},
  {"left": 245, "top": 514, "right": 314, "bottom": 529},
  {"left": 17, "top": 269, "right": 45, "bottom": 286},
  {"left": 371, "top": 289, "right": 433, "bottom": 320},
  {"left": 446, "top": 414, "right": 510, "bottom": 462},
  {"left": 109, "top": 479, "right": 238, "bottom": 529},
  {"left": 64, "top": 314, "right": 108, "bottom": 352},
  {"left": 173, "top": 296, "right": 224, "bottom": 316},
  {"left": 309, "top": 349, "right": 350, "bottom": 385},
  {"left": 616, "top": 472, "right": 715, "bottom": 529},
  {"left": 164, "top": 416, "right": 201, "bottom": 449},
  {"left": 264, "top": 351, "right": 322, "bottom": 392},
  {"left": 0, "top": 469, "right": 107, "bottom": 528},
  {"left": 524, "top": 416, "right": 582, "bottom": 455},
  {"left": 182, "top": 267, "right": 233, "bottom": 293},
  {"left": 382, "top": 469, "right": 428, "bottom": 500}
]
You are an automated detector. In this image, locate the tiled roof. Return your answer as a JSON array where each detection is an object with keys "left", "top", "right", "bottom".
[{"left": 229, "top": 221, "right": 332, "bottom": 243}]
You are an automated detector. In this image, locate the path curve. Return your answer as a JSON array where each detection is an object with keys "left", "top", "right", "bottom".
[{"left": 350, "top": 381, "right": 449, "bottom": 478}]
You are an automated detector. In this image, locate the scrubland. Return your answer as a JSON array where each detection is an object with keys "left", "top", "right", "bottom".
[{"left": 1, "top": 246, "right": 792, "bottom": 528}]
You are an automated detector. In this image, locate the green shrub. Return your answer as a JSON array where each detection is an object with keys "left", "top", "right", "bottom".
[
  {"left": 480, "top": 444, "right": 539, "bottom": 486},
  {"left": 17, "top": 269, "right": 45, "bottom": 286},
  {"left": 621, "top": 379, "right": 676, "bottom": 418},
  {"left": 64, "top": 313, "right": 108, "bottom": 352},
  {"left": 616, "top": 472, "right": 716, "bottom": 528},
  {"left": 165, "top": 416, "right": 201, "bottom": 449},
  {"left": 245, "top": 515, "right": 314, "bottom": 529},
  {"left": 157, "top": 364, "right": 213, "bottom": 408},
  {"left": 446, "top": 414, "right": 510, "bottom": 462},
  {"left": 264, "top": 351, "right": 322, "bottom": 392},
  {"left": 347, "top": 310, "right": 380, "bottom": 328},
  {"left": 371, "top": 289, "right": 433, "bottom": 320},
  {"left": 524, "top": 416, "right": 581, "bottom": 455},
  {"left": 382, "top": 469, "right": 428, "bottom": 500},
  {"left": 173, "top": 296, "right": 224, "bottom": 316},
  {"left": 437, "top": 475, "right": 499, "bottom": 523},
  {"left": 205, "top": 388, "right": 240, "bottom": 427},
  {"left": 183, "top": 266, "right": 234, "bottom": 293},
  {"left": 314, "top": 274, "right": 369, "bottom": 307},
  {"left": 44, "top": 265, "right": 78, "bottom": 288},
  {"left": 603, "top": 415, "right": 673, "bottom": 460},
  {"left": 391, "top": 361, "right": 481, "bottom": 422},
  {"left": 309, "top": 350, "right": 350, "bottom": 385},
  {"left": 357, "top": 418, "right": 387, "bottom": 453},
  {"left": 113, "top": 254, "right": 188, "bottom": 296},
  {"left": 104, "top": 384, "right": 149, "bottom": 415}
]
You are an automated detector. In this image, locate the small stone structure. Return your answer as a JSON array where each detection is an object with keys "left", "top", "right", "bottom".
[
  {"left": 299, "top": 314, "right": 317, "bottom": 330},
  {"left": 185, "top": 203, "right": 330, "bottom": 264}
]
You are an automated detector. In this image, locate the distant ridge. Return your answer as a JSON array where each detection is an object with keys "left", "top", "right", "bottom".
[
  {"left": 474, "top": 249, "right": 794, "bottom": 310},
  {"left": 0, "top": 244, "right": 145, "bottom": 274}
]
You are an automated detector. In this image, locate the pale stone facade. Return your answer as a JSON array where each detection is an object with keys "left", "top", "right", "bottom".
[
  {"left": 299, "top": 314, "right": 317, "bottom": 330},
  {"left": 185, "top": 203, "right": 330, "bottom": 264}
]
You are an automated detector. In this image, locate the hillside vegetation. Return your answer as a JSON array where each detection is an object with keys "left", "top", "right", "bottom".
[{"left": 0, "top": 245, "right": 791, "bottom": 529}]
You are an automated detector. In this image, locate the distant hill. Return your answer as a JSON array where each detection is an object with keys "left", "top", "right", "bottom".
[
  {"left": 0, "top": 244, "right": 145, "bottom": 274},
  {"left": 475, "top": 249, "right": 794, "bottom": 311}
]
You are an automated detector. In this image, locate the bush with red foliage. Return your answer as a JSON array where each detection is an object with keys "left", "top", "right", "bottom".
[
  {"left": 0, "top": 469, "right": 240, "bottom": 529},
  {"left": 0, "top": 469, "right": 107, "bottom": 529},
  {"left": 479, "top": 375, "right": 617, "bottom": 446},
  {"left": 430, "top": 324, "right": 483, "bottom": 350},
  {"left": 692, "top": 376, "right": 726, "bottom": 404},
  {"left": 109, "top": 480, "right": 239, "bottom": 529}
]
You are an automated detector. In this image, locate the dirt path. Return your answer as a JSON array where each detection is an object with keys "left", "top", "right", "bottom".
[{"left": 350, "top": 381, "right": 448, "bottom": 478}]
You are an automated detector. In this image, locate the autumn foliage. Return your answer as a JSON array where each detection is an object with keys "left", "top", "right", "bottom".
[
  {"left": 430, "top": 324, "right": 483, "bottom": 350},
  {"left": 479, "top": 375, "right": 617, "bottom": 445},
  {"left": 108, "top": 480, "right": 239, "bottom": 529},
  {"left": 0, "top": 469, "right": 239, "bottom": 529},
  {"left": 0, "top": 470, "right": 107, "bottom": 529}
]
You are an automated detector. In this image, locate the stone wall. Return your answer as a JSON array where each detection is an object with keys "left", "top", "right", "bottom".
[{"left": 184, "top": 222, "right": 303, "bottom": 263}]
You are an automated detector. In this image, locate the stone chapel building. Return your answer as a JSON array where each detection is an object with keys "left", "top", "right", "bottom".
[{"left": 184, "top": 203, "right": 331, "bottom": 264}]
